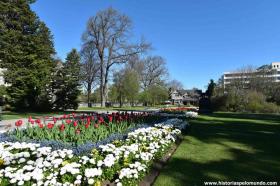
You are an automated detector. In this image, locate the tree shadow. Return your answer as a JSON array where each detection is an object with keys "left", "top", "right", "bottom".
[{"left": 155, "top": 113, "right": 280, "bottom": 185}]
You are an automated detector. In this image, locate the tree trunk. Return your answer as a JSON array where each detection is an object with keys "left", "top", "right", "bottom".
[
  {"left": 100, "top": 63, "right": 105, "bottom": 107},
  {"left": 87, "top": 83, "right": 92, "bottom": 107}
]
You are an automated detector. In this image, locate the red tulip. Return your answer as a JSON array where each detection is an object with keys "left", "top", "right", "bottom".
[
  {"left": 28, "top": 116, "right": 34, "bottom": 123},
  {"left": 87, "top": 117, "right": 91, "bottom": 123},
  {"left": 94, "top": 123, "right": 99, "bottom": 128},
  {"left": 38, "top": 123, "right": 44, "bottom": 128},
  {"left": 47, "top": 123, "right": 54, "bottom": 129},
  {"left": 85, "top": 124, "right": 89, "bottom": 128},
  {"left": 73, "top": 121, "right": 78, "bottom": 127},
  {"left": 98, "top": 116, "right": 104, "bottom": 124},
  {"left": 66, "top": 119, "right": 71, "bottom": 124},
  {"left": 60, "top": 124, "right": 65, "bottom": 131},
  {"left": 108, "top": 116, "right": 113, "bottom": 122},
  {"left": 15, "top": 120, "right": 23, "bottom": 127},
  {"left": 35, "top": 119, "right": 41, "bottom": 124}
]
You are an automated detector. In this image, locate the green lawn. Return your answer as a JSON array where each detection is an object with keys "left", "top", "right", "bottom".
[
  {"left": 77, "top": 106, "right": 160, "bottom": 111},
  {"left": 154, "top": 112, "right": 280, "bottom": 186},
  {"left": 1, "top": 111, "right": 68, "bottom": 120}
]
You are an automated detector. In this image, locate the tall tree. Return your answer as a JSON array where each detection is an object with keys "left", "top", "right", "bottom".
[
  {"left": 139, "top": 84, "right": 168, "bottom": 106},
  {"left": 52, "top": 49, "right": 81, "bottom": 110},
  {"left": 110, "top": 68, "right": 140, "bottom": 107},
  {"left": 140, "top": 56, "right": 168, "bottom": 90},
  {"left": 123, "top": 69, "right": 140, "bottom": 106},
  {"left": 80, "top": 44, "right": 100, "bottom": 107},
  {"left": 0, "top": 0, "right": 55, "bottom": 110},
  {"left": 82, "top": 7, "right": 149, "bottom": 107},
  {"left": 206, "top": 79, "right": 216, "bottom": 98},
  {"left": 168, "top": 79, "right": 184, "bottom": 91}
]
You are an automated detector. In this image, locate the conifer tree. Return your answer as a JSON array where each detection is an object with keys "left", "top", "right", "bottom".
[{"left": 0, "top": 0, "right": 55, "bottom": 110}]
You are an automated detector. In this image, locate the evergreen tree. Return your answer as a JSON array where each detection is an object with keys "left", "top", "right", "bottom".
[
  {"left": 0, "top": 0, "right": 55, "bottom": 110},
  {"left": 206, "top": 79, "right": 216, "bottom": 98},
  {"left": 52, "top": 49, "right": 80, "bottom": 110}
]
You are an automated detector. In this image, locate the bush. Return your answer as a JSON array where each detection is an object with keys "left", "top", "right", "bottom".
[
  {"left": 211, "top": 89, "right": 280, "bottom": 113},
  {"left": 261, "top": 102, "right": 279, "bottom": 113}
]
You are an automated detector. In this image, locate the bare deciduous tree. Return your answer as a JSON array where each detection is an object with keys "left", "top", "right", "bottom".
[
  {"left": 80, "top": 44, "right": 100, "bottom": 107},
  {"left": 82, "top": 7, "right": 149, "bottom": 107},
  {"left": 140, "top": 56, "right": 168, "bottom": 90},
  {"left": 168, "top": 79, "right": 184, "bottom": 91}
]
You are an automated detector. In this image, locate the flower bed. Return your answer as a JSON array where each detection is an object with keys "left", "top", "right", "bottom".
[
  {"left": 160, "top": 107, "right": 198, "bottom": 114},
  {"left": 8, "top": 112, "right": 161, "bottom": 145},
  {"left": 0, "top": 118, "right": 188, "bottom": 186},
  {"left": 159, "top": 107, "right": 199, "bottom": 119}
]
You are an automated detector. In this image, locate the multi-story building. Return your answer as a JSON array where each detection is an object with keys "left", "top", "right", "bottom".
[{"left": 223, "top": 62, "right": 280, "bottom": 88}]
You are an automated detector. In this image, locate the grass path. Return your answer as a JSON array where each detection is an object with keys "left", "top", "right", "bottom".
[{"left": 154, "top": 113, "right": 280, "bottom": 186}]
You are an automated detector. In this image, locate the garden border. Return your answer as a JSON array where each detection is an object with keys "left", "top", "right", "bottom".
[{"left": 139, "top": 135, "right": 183, "bottom": 186}]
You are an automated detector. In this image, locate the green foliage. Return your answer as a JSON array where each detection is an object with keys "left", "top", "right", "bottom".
[
  {"left": 110, "top": 69, "right": 140, "bottom": 107},
  {"left": 205, "top": 79, "right": 215, "bottom": 98},
  {"left": 139, "top": 85, "right": 168, "bottom": 106},
  {"left": 122, "top": 70, "right": 140, "bottom": 106},
  {"left": 211, "top": 89, "right": 280, "bottom": 113},
  {"left": 0, "top": 0, "right": 55, "bottom": 111},
  {"left": 52, "top": 49, "right": 81, "bottom": 110}
]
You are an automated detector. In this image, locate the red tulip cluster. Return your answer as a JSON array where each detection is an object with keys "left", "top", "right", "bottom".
[{"left": 13, "top": 112, "right": 159, "bottom": 144}]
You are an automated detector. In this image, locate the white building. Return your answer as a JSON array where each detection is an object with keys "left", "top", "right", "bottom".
[
  {"left": 223, "top": 62, "right": 280, "bottom": 88},
  {"left": 169, "top": 89, "right": 202, "bottom": 105},
  {"left": 0, "top": 68, "right": 9, "bottom": 87}
]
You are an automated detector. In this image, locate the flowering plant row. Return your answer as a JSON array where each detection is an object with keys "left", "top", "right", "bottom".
[
  {"left": 185, "top": 111, "right": 198, "bottom": 118},
  {"left": 160, "top": 107, "right": 198, "bottom": 114},
  {"left": 0, "top": 119, "right": 187, "bottom": 186},
  {"left": 9, "top": 112, "right": 161, "bottom": 145}
]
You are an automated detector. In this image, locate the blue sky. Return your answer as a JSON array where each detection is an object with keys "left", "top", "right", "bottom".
[{"left": 31, "top": 0, "right": 280, "bottom": 90}]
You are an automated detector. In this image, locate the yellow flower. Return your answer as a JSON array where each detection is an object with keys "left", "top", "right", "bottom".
[
  {"left": 91, "top": 148, "right": 99, "bottom": 155},
  {"left": 94, "top": 181, "right": 101, "bottom": 186},
  {"left": 0, "top": 159, "right": 4, "bottom": 166},
  {"left": 124, "top": 157, "right": 130, "bottom": 166},
  {"left": 113, "top": 140, "right": 121, "bottom": 146},
  {"left": 62, "top": 160, "right": 69, "bottom": 166}
]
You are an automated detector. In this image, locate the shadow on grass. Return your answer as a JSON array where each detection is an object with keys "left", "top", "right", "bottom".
[{"left": 155, "top": 113, "right": 280, "bottom": 185}]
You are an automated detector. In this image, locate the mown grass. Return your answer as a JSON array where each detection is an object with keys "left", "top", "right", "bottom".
[
  {"left": 154, "top": 112, "right": 280, "bottom": 186},
  {"left": 1, "top": 111, "right": 68, "bottom": 120},
  {"left": 77, "top": 106, "right": 160, "bottom": 111}
]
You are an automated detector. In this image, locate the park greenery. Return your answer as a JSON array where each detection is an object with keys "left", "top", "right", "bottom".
[
  {"left": 0, "top": 1, "right": 178, "bottom": 111},
  {"left": 155, "top": 112, "right": 280, "bottom": 185},
  {"left": 204, "top": 66, "right": 280, "bottom": 113}
]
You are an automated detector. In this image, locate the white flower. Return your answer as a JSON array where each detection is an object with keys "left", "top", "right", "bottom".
[
  {"left": 76, "top": 175, "right": 82, "bottom": 180},
  {"left": 97, "top": 160, "right": 103, "bottom": 167},
  {"left": 89, "top": 158, "right": 95, "bottom": 164},
  {"left": 85, "top": 168, "right": 102, "bottom": 178},
  {"left": 88, "top": 178, "right": 94, "bottom": 184},
  {"left": 19, "top": 158, "right": 26, "bottom": 163},
  {"left": 74, "top": 180, "right": 81, "bottom": 185},
  {"left": 18, "top": 180, "right": 24, "bottom": 185}
]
